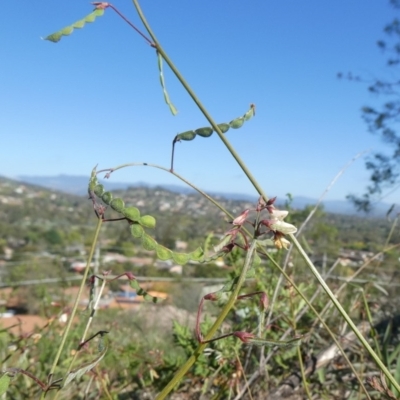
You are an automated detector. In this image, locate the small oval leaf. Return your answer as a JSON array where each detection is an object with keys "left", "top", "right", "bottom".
[
  {"left": 140, "top": 215, "right": 156, "bottom": 229},
  {"left": 123, "top": 207, "right": 141, "bottom": 221},
  {"left": 156, "top": 245, "right": 173, "bottom": 260},
  {"left": 94, "top": 184, "right": 105, "bottom": 197},
  {"left": 0, "top": 374, "right": 11, "bottom": 396},
  {"left": 131, "top": 224, "right": 144, "bottom": 238},
  {"left": 229, "top": 117, "right": 244, "bottom": 129},
  {"left": 110, "top": 198, "right": 125, "bottom": 213},
  {"left": 195, "top": 127, "right": 213, "bottom": 138},
  {"left": 142, "top": 234, "right": 158, "bottom": 251},
  {"left": 101, "top": 191, "right": 113, "bottom": 205}
]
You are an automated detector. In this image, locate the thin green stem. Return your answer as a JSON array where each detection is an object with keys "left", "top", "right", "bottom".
[
  {"left": 289, "top": 233, "right": 400, "bottom": 394},
  {"left": 154, "top": 241, "right": 257, "bottom": 400},
  {"left": 43, "top": 217, "right": 103, "bottom": 400},
  {"left": 131, "top": 0, "right": 269, "bottom": 203}
]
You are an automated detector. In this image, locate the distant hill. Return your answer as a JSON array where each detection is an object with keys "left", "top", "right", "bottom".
[{"left": 15, "top": 174, "right": 394, "bottom": 216}]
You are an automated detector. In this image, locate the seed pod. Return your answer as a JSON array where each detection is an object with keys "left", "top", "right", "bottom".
[
  {"left": 156, "top": 245, "right": 173, "bottom": 261},
  {"left": 44, "top": 8, "right": 105, "bottom": 43},
  {"left": 141, "top": 234, "right": 158, "bottom": 251},
  {"left": 172, "top": 252, "right": 190, "bottom": 265},
  {"left": 123, "top": 207, "right": 141, "bottom": 221},
  {"left": 229, "top": 117, "right": 244, "bottom": 129},
  {"left": 190, "top": 247, "right": 204, "bottom": 261},
  {"left": 177, "top": 131, "right": 196, "bottom": 141},
  {"left": 140, "top": 215, "right": 156, "bottom": 229},
  {"left": 131, "top": 224, "right": 144, "bottom": 238},
  {"left": 217, "top": 123, "right": 230, "bottom": 133},
  {"left": 101, "top": 191, "right": 113, "bottom": 205},
  {"left": 94, "top": 184, "right": 105, "bottom": 197},
  {"left": 195, "top": 127, "right": 213, "bottom": 138},
  {"left": 110, "top": 198, "right": 125, "bottom": 213}
]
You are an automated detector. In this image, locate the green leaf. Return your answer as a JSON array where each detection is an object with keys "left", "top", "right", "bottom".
[
  {"left": 229, "top": 117, "right": 244, "bottom": 129},
  {"left": 156, "top": 245, "right": 173, "bottom": 260},
  {"left": 195, "top": 127, "right": 213, "bottom": 138},
  {"left": 0, "top": 373, "right": 10, "bottom": 395},
  {"left": 140, "top": 215, "right": 156, "bottom": 229},
  {"left": 101, "top": 191, "right": 113, "bottom": 205},
  {"left": 44, "top": 8, "right": 105, "bottom": 43},
  {"left": 142, "top": 234, "right": 158, "bottom": 251},
  {"left": 131, "top": 224, "right": 144, "bottom": 238},
  {"left": 64, "top": 339, "right": 108, "bottom": 387},
  {"left": 110, "top": 198, "right": 125, "bottom": 213},
  {"left": 123, "top": 206, "right": 141, "bottom": 221},
  {"left": 157, "top": 51, "right": 178, "bottom": 115}
]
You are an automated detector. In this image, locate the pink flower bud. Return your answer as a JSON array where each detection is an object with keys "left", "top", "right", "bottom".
[
  {"left": 233, "top": 331, "right": 255, "bottom": 343},
  {"left": 232, "top": 210, "right": 250, "bottom": 226}
]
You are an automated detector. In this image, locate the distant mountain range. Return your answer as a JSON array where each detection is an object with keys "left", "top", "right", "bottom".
[{"left": 15, "top": 174, "right": 394, "bottom": 216}]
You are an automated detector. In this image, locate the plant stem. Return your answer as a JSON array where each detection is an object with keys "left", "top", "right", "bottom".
[
  {"left": 131, "top": 0, "right": 269, "bottom": 203},
  {"left": 290, "top": 233, "right": 400, "bottom": 394},
  {"left": 154, "top": 241, "right": 257, "bottom": 400},
  {"left": 43, "top": 217, "right": 103, "bottom": 399}
]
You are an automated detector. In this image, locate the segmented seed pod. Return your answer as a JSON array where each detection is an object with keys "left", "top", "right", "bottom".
[
  {"left": 229, "top": 117, "right": 245, "bottom": 129},
  {"left": 110, "top": 198, "right": 125, "bottom": 213},
  {"left": 156, "top": 245, "right": 173, "bottom": 261},
  {"left": 94, "top": 184, "right": 105, "bottom": 197},
  {"left": 178, "top": 131, "right": 196, "bottom": 141},
  {"left": 140, "top": 215, "right": 156, "bottom": 229},
  {"left": 141, "top": 234, "right": 158, "bottom": 251},
  {"left": 172, "top": 252, "right": 190, "bottom": 265},
  {"left": 101, "top": 191, "right": 113, "bottom": 205},
  {"left": 217, "top": 123, "right": 230, "bottom": 133},
  {"left": 123, "top": 207, "right": 141, "bottom": 221},
  {"left": 195, "top": 127, "right": 213, "bottom": 138},
  {"left": 131, "top": 224, "right": 144, "bottom": 238},
  {"left": 190, "top": 247, "right": 204, "bottom": 261}
]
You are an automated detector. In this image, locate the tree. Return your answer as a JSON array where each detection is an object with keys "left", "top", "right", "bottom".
[{"left": 344, "top": 0, "right": 400, "bottom": 211}]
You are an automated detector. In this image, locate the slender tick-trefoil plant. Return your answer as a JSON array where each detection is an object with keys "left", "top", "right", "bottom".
[{"left": 1, "top": 1, "right": 400, "bottom": 399}]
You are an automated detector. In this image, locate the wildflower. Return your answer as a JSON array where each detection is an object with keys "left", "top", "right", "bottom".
[{"left": 232, "top": 209, "right": 250, "bottom": 226}]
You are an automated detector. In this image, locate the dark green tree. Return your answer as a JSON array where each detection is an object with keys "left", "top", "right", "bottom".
[{"left": 344, "top": 0, "right": 400, "bottom": 211}]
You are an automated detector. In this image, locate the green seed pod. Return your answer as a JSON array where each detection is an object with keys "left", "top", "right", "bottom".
[
  {"left": 244, "top": 108, "right": 255, "bottom": 121},
  {"left": 110, "top": 198, "right": 125, "bottom": 213},
  {"left": 229, "top": 117, "right": 245, "bottom": 129},
  {"left": 217, "top": 123, "right": 230, "bottom": 133},
  {"left": 190, "top": 247, "right": 204, "bottom": 261},
  {"left": 101, "top": 191, "right": 113, "bottom": 205},
  {"left": 131, "top": 223, "right": 144, "bottom": 238},
  {"left": 156, "top": 245, "right": 173, "bottom": 261},
  {"left": 177, "top": 131, "right": 196, "bottom": 141},
  {"left": 94, "top": 184, "right": 105, "bottom": 197},
  {"left": 88, "top": 178, "right": 98, "bottom": 193},
  {"left": 140, "top": 215, "right": 156, "bottom": 229},
  {"left": 122, "top": 207, "right": 141, "bottom": 221},
  {"left": 172, "top": 252, "right": 190, "bottom": 265},
  {"left": 195, "top": 127, "right": 213, "bottom": 138},
  {"left": 141, "top": 234, "right": 157, "bottom": 251}
]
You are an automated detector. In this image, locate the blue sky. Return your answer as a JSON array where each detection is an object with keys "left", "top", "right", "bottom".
[{"left": 1, "top": 1, "right": 399, "bottom": 203}]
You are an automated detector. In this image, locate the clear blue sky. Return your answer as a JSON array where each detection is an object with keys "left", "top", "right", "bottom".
[{"left": 1, "top": 1, "right": 398, "bottom": 203}]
